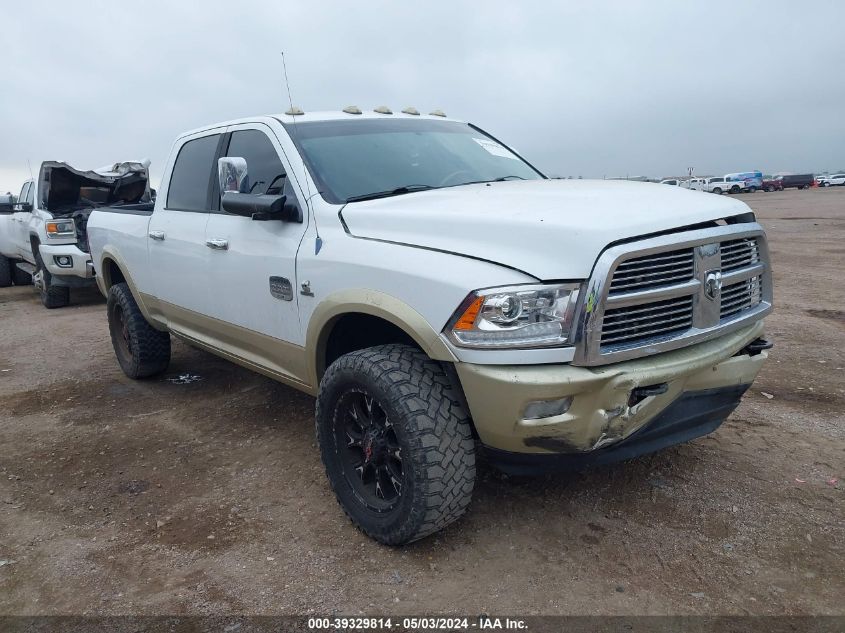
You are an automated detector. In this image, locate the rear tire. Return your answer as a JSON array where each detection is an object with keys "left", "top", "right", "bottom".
[
  {"left": 748, "top": 186, "right": 757, "bottom": 193},
  {"left": 34, "top": 251, "right": 70, "bottom": 308},
  {"left": 730, "top": 186, "right": 741, "bottom": 194},
  {"left": 107, "top": 282, "right": 171, "bottom": 378},
  {"left": 0, "top": 255, "right": 12, "bottom": 287},
  {"left": 12, "top": 265, "right": 32, "bottom": 285},
  {"left": 316, "top": 344, "right": 476, "bottom": 545}
]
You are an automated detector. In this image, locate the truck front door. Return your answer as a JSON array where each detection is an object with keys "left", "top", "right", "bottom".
[{"left": 203, "top": 125, "right": 310, "bottom": 384}]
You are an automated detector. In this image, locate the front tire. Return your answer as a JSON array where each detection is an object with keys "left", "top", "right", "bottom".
[
  {"left": 712, "top": 187, "right": 723, "bottom": 195},
  {"left": 34, "top": 251, "right": 70, "bottom": 308},
  {"left": 316, "top": 344, "right": 476, "bottom": 545},
  {"left": 0, "top": 255, "right": 11, "bottom": 287},
  {"left": 107, "top": 282, "right": 171, "bottom": 378}
]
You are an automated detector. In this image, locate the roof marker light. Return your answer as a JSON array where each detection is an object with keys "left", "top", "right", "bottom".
[
  {"left": 429, "top": 109, "right": 447, "bottom": 117},
  {"left": 374, "top": 106, "right": 393, "bottom": 114},
  {"left": 401, "top": 107, "right": 420, "bottom": 115},
  {"left": 285, "top": 106, "right": 304, "bottom": 116},
  {"left": 343, "top": 105, "right": 362, "bottom": 115}
]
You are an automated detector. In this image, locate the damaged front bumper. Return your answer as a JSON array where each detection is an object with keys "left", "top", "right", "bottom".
[{"left": 455, "top": 321, "right": 768, "bottom": 473}]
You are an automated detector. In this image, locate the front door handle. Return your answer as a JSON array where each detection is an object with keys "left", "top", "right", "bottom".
[
  {"left": 206, "top": 238, "right": 229, "bottom": 250},
  {"left": 148, "top": 230, "right": 165, "bottom": 241}
]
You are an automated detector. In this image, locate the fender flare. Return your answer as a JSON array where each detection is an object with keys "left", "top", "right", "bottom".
[
  {"left": 98, "top": 247, "right": 168, "bottom": 331},
  {"left": 305, "top": 288, "right": 457, "bottom": 387}
]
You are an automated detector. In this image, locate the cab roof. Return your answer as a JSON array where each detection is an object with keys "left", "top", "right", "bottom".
[{"left": 177, "top": 109, "right": 463, "bottom": 140}]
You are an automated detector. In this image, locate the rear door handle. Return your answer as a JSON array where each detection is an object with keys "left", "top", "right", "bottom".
[
  {"left": 206, "top": 238, "right": 229, "bottom": 250},
  {"left": 148, "top": 230, "right": 165, "bottom": 241}
]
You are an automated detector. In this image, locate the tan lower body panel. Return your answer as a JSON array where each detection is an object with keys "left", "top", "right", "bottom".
[
  {"left": 155, "top": 298, "right": 315, "bottom": 395},
  {"left": 455, "top": 321, "right": 766, "bottom": 454}
]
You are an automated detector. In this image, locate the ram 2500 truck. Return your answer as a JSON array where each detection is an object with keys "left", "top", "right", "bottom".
[
  {"left": 87, "top": 110, "right": 773, "bottom": 545},
  {"left": 0, "top": 160, "right": 150, "bottom": 306}
]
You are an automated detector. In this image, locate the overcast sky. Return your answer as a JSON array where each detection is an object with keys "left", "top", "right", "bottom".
[{"left": 2, "top": 1, "right": 843, "bottom": 193}]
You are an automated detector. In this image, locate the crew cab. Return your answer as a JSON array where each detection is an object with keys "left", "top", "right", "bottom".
[
  {"left": 0, "top": 161, "right": 151, "bottom": 306},
  {"left": 87, "top": 109, "right": 773, "bottom": 545},
  {"left": 700, "top": 177, "right": 745, "bottom": 195}
]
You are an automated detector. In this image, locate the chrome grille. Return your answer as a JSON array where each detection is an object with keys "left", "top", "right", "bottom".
[
  {"left": 601, "top": 296, "right": 694, "bottom": 347},
  {"left": 720, "top": 237, "right": 760, "bottom": 273},
  {"left": 574, "top": 224, "right": 773, "bottom": 366},
  {"left": 608, "top": 249, "right": 695, "bottom": 294},
  {"left": 720, "top": 275, "right": 763, "bottom": 320}
]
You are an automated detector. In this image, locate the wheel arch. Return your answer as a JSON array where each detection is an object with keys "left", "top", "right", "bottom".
[
  {"left": 97, "top": 248, "right": 167, "bottom": 331},
  {"left": 306, "top": 290, "right": 458, "bottom": 387}
]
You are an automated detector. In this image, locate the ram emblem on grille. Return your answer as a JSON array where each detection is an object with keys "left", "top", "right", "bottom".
[{"left": 704, "top": 270, "right": 722, "bottom": 301}]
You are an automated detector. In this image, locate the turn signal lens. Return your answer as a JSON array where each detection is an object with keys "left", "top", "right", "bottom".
[{"left": 453, "top": 296, "right": 483, "bottom": 330}]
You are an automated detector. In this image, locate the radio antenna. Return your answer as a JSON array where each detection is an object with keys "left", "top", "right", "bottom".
[
  {"left": 281, "top": 52, "right": 321, "bottom": 250},
  {"left": 26, "top": 159, "right": 34, "bottom": 179}
]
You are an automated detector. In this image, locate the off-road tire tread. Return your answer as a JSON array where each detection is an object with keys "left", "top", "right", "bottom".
[
  {"left": 317, "top": 344, "right": 475, "bottom": 545},
  {"left": 107, "top": 282, "right": 170, "bottom": 378},
  {"left": 36, "top": 252, "right": 69, "bottom": 308},
  {"left": 0, "top": 255, "right": 11, "bottom": 287}
]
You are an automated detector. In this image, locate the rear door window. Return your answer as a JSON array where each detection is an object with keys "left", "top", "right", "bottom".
[{"left": 167, "top": 134, "right": 221, "bottom": 211}]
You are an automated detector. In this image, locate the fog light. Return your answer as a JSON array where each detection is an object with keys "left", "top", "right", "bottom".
[
  {"left": 522, "top": 396, "right": 573, "bottom": 420},
  {"left": 54, "top": 255, "right": 73, "bottom": 268}
]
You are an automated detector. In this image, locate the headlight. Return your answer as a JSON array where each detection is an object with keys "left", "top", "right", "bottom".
[
  {"left": 45, "top": 220, "right": 76, "bottom": 238},
  {"left": 446, "top": 283, "right": 581, "bottom": 349}
]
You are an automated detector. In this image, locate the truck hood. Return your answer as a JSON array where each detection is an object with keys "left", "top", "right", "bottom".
[
  {"left": 39, "top": 159, "right": 151, "bottom": 216},
  {"left": 339, "top": 179, "right": 753, "bottom": 279}
]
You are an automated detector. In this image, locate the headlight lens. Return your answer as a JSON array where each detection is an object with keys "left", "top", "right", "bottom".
[
  {"left": 45, "top": 220, "right": 76, "bottom": 238},
  {"left": 446, "top": 283, "right": 581, "bottom": 349}
]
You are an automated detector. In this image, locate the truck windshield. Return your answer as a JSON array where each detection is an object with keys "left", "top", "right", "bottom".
[{"left": 283, "top": 118, "right": 544, "bottom": 204}]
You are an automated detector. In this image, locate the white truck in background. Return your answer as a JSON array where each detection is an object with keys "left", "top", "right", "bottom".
[
  {"left": 700, "top": 177, "right": 745, "bottom": 195},
  {"left": 0, "top": 160, "right": 151, "bottom": 306}
]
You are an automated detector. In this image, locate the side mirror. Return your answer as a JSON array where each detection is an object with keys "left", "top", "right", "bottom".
[
  {"left": 218, "top": 157, "right": 249, "bottom": 194},
  {"left": 220, "top": 192, "right": 301, "bottom": 222},
  {"left": 13, "top": 202, "right": 33, "bottom": 213}
]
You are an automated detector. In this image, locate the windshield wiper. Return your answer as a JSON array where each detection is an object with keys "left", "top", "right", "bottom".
[{"left": 345, "top": 184, "right": 436, "bottom": 203}]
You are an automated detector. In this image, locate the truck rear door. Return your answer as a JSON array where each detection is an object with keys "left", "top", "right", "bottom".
[{"left": 147, "top": 130, "right": 222, "bottom": 336}]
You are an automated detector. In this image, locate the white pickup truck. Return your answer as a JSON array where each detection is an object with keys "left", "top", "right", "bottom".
[
  {"left": 700, "top": 177, "right": 746, "bottom": 195},
  {"left": 87, "top": 109, "right": 773, "bottom": 544},
  {"left": 0, "top": 161, "right": 151, "bottom": 306}
]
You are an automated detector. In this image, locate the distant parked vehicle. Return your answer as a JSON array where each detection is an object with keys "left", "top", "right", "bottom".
[
  {"left": 762, "top": 177, "right": 783, "bottom": 192},
  {"left": 775, "top": 174, "right": 814, "bottom": 190},
  {"left": 660, "top": 179, "right": 680, "bottom": 186},
  {"left": 819, "top": 174, "right": 845, "bottom": 187},
  {"left": 682, "top": 178, "right": 707, "bottom": 191},
  {"left": 701, "top": 177, "right": 745, "bottom": 195},
  {"left": 725, "top": 171, "right": 763, "bottom": 193}
]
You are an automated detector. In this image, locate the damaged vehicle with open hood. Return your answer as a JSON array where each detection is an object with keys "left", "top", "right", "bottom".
[{"left": 0, "top": 159, "right": 151, "bottom": 307}]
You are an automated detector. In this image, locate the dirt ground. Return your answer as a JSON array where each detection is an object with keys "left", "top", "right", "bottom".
[{"left": 0, "top": 188, "right": 843, "bottom": 617}]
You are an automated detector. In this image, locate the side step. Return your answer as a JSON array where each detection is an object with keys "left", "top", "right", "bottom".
[{"left": 15, "top": 262, "right": 36, "bottom": 275}]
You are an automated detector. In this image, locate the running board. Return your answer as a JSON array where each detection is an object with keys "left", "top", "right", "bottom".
[{"left": 15, "top": 262, "right": 36, "bottom": 275}]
